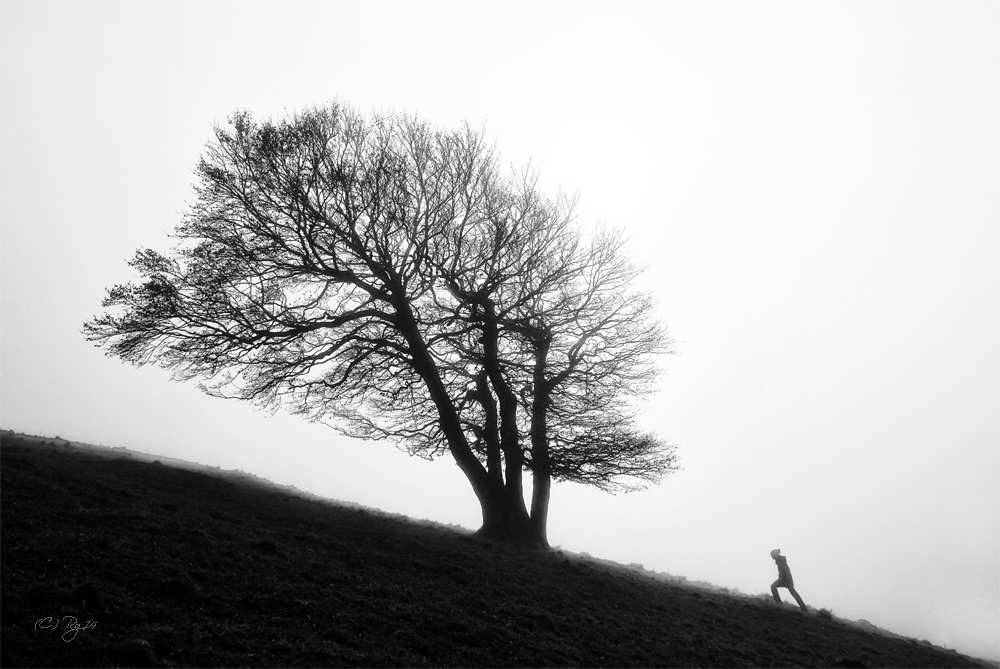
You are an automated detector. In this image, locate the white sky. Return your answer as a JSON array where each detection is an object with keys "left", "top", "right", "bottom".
[{"left": 1, "top": 0, "right": 997, "bottom": 661}]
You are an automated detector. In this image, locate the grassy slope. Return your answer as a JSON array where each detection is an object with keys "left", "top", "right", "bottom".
[{"left": 0, "top": 433, "right": 992, "bottom": 668}]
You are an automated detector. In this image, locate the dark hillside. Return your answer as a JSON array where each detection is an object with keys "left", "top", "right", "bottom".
[{"left": 1, "top": 433, "right": 991, "bottom": 668}]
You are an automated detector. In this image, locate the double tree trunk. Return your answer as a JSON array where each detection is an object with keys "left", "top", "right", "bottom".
[
  {"left": 472, "top": 329, "right": 554, "bottom": 548},
  {"left": 397, "top": 297, "right": 549, "bottom": 547},
  {"left": 479, "top": 300, "right": 536, "bottom": 543}
]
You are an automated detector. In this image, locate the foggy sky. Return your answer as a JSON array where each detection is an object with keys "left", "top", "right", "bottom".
[{"left": 1, "top": 0, "right": 997, "bottom": 660}]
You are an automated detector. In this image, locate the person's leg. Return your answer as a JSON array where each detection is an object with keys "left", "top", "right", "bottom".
[
  {"left": 788, "top": 587, "right": 807, "bottom": 611},
  {"left": 771, "top": 580, "right": 782, "bottom": 604}
]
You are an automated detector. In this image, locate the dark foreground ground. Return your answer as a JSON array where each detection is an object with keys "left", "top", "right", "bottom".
[{"left": 1, "top": 432, "right": 993, "bottom": 668}]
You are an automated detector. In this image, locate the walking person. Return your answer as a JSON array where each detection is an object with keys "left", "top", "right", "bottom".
[{"left": 770, "top": 549, "right": 807, "bottom": 612}]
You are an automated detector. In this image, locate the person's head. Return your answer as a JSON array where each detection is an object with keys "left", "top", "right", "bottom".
[{"left": 770, "top": 549, "right": 781, "bottom": 559}]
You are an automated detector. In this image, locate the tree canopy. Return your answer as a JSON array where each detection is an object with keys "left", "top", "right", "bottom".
[{"left": 84, "top": 103, "right": 677, "bottom": 545}]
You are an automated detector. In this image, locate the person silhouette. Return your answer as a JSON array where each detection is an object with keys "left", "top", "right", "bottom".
[{"left": 770, "top": 549, "right": 807, "bottom": 612}]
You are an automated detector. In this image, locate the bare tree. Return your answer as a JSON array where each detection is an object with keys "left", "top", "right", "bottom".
[{"left": 84, "top": 103, "right": 677, "bottom": 546}]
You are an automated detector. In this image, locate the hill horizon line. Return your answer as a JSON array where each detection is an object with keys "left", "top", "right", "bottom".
[{"left": 1, "top": 428, "right": 995, "bottom": 668}]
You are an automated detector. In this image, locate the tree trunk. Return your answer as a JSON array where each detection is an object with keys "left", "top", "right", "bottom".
[
  {"left": 530, "top": 469, "right": 551, "bottom": 546},
  {"left": 395, "top": 298, "right": 542, "bottom": 546},
  {"left": 479, "top": 300, "right": 533, "bottom": 536},
  {"left": 528, "top": 334, "right": 553, "bottom": 547},
  {"left": 476, "top": 490, "right": 541, "bottom": 544},
  {"left": 472, "top": 369, "right": 503, "bottom": 481}
]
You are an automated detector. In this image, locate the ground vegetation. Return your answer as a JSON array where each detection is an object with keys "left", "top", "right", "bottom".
[{"left": 1, "top": 434, "right": 990, "bottom": 668}]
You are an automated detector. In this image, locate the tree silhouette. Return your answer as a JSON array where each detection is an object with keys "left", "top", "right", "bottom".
[{"left": 84, "top": 103, "right": 677, "bottom": 545}]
